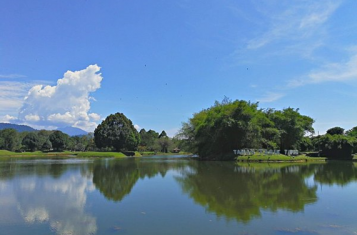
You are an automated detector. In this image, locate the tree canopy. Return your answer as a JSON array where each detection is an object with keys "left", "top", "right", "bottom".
[
  {"left": 178, "top": 99, "right": 314, "bottom": 160},
  {"left": 94, "top": 112, "right": 140, "bottom": 151}
]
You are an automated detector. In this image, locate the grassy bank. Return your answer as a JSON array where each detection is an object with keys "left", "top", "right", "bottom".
[
  {"left": 0, "top": 150, "right": 74, "bottom": 157},
  {"left": 236, "top": 154, "right": 326, "bottom": 162},
  {"left": 0, "top": 150, "right": 142, "bottom": 158}
]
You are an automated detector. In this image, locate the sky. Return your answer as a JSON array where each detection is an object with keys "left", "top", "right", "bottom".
[{"left": 1, "top": 0, "right": 357, "bottom": 136}]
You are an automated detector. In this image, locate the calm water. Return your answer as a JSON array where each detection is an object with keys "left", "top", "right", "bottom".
[{"left": 0, "top": 157, "right": 357, "bottom": 235}]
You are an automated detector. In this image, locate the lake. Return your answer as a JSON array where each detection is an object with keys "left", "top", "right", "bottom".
[{"left": 0, "top": 156, "right": 357, "bottom": 235}]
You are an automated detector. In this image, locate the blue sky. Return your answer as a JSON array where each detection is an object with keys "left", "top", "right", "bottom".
[{"left": 1, "top": 0, "right": 357, "bottom": 136}]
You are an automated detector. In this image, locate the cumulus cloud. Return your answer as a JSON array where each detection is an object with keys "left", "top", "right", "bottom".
[
  {"left": 18, "top": 65, "right": 103, "bottom": 132},
  {"left": 0, "top": 114, "right": 17, "bottom": 123}
]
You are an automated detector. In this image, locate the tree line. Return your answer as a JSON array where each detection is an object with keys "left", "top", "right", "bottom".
[
  {"left": 0, "top": 129, "right": 95, "bottom": 152},
  {"left": 0, "top": 112, "right": 178, "bottom": 154},
  {"left": 2, "top": 99, "right": 357, "bottom": 159}
]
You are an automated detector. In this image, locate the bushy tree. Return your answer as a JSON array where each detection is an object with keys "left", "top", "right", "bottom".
[
  {"left": 94, "top": 113, "right": 140, "bottom": 151},
  {"left": 314, "top": 134, "right": 355, "bottom": 159},
  {"left": 179, "top": 99, "right": 314, "bottom": 160},
  {"left": 42, "top": 139, "right": 52, "bottom": 151},
  {"left": 156, "top": 137, "right": 173, "bottom": 153},
  {"left": 139, "top": 129, "right": 159, "bottom": 151},
  {"left": 326, "top": 127, "right": 344, "bottom": 135},
  {"left": 180, "top": 99, "right": 263, "bottom": 160},
  {"left": 0, "top": 129, "right": 19, "bottom": 151},
  {"left": 158, "top": 130, "right": 167, "bottom": 138},
  {"left": 22, "top": 132, "right": 40, "bottom": 151},
  {"left": 268, "top": 108, "right": 314, "bottom": 152},
  {"left": 49, "top": 131, "right": 69, "bottom": 151}
]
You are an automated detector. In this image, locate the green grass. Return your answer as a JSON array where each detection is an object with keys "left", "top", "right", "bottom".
[
  {"left": 236, "top": 154, "right": 326, "bottom": 162},
  {"left": 0, "top": 150, "right": 74, "bottom": 157}
]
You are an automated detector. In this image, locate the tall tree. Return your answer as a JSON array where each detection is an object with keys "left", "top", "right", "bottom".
[
  {"left": 0, "top": 129, "right": 19, "bottom": 151},
  {"left": 49, "top": 131, "right": 69, "bottom": 151},
  {"left": 268, "top": 108, "right": 314, "bottom": 151},
  {"left": 94, "top": 113, "right": 140, "bottom": 151},
  {"left": 326, "top": 127, "right": 344, "bottom": 135},
  {"left": 22, "top": 132, "right": 40, "bottom": 151}
]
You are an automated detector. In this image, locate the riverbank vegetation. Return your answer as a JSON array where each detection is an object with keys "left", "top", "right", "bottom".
[
  {"left": 177, "top": 98, "right": 357, "bottom": 161},
  {"left": 2, "top": 100, "right": 357, "bottom": 161},
  {"left": 0, "top": 112, "right": 186, "bottom": 157}
]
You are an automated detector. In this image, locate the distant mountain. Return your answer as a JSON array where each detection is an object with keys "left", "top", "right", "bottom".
[
  {"left": 57, "top": 126, "right": 88, "bottom": 136},
  {"left": 0, "top": 123, "right": 36, "bottom": 132}
]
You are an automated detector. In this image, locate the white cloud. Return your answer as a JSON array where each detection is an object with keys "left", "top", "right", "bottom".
[
  {"left": 134, "top": 124, "right": 140, "bottom": 131},
  {"left": 0, "top": 114, "right": 17, "bottom": 123},
  {"left": 0, "top": 81, "right": 34, "bottom": 113},
  {"left": 24, "top": 114, "right": 40, "bottom": 122},
  {"left": 89, "top": 113, "right": 101, "bottom": 121},
  {"left": 246, "top": 1, "right": 340, "bottom": 56},
  {"left": 258, "top": 92, "right": 285, "bottom": 103},
  {"left": 0, "top": 74, "right": 26, "bottom": 79},
  {"left": 17, "top": 65, "right": 103, "bottom": 132},
  {"left": 288, "top": 47, "right": 357, "bottom": 87}
]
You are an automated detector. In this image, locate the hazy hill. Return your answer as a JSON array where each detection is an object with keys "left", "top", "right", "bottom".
[
  {"left": 57, "top": 126, "right": 88, "bottom": 136},
  {"left": 0, "top": 123, "right": 36, "bottom": 132}
]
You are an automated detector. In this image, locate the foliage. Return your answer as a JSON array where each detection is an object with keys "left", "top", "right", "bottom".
[
  {"left": 346, "top": 126, "right": 357, "bottom": 138},
  {"left": 155, "top": 137, "right": 173, "bottom": 153},
  {"left": 299, "top": 136, "right": 313, "bottom": 152},
  {"left": 49, "top": 130, "right": 69, "bottom": 151},
  {"left": 314, "top": 134, "right": 356, "bottom": 159},
  {"left": 326, "top": 126, "right": 344, "bottom": 135},
  {"left": 94, "top": 113, "right": 140, "bottom": 151},
  {"left": 267, "top": 108, "right": 314, "bottom": 151},
  {"left": 158, "top": 130, "right": 167, "bottom": 138},
  {"left": 0, "top": 129, "right": 20, "bottom": 151},
  {"left": 139, "top": 129, "right": 159, "bottom": 151},
  {"left": 178, "top": 99, "right": 314, "bottom": 160},
  {"left": 22, "top": 132, "right": 41, "bottom": 151}
]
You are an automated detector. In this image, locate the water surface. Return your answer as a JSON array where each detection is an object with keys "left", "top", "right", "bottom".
[{"left": 0, "top": 157, "right": 357, "bottom": 235}]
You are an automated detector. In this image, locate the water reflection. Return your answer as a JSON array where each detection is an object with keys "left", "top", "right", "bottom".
[
  {"left": 0, "top": 159, "right": 96, "bottom": 235},
  {"left": 1, "top": 158, "right": 357, "bottom": 234},
  {"left": 92, "top": 158, "right": 189, "bottom": 201},
  {"left": 176, "top": 162, "right": 319, "bottom": 223},
  {"left": 314, "top": 162, "right": 357, "bottom": 186}
]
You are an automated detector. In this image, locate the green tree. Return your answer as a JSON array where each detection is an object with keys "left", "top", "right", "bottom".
[
  {"left": 326, "top": 126, "right": 344, "bottom": 135},
  {"left": 0, "top": 129, "right": 19, "bottom": 151},
  {"left": 156, "top": 136, "right": 173, "bottom": 153},
  {"left": 180, "top": 99, "right": 262, "bottom": 160},
  {"left": 315, "top": 134, "right": 355, "bottom": 159},
  {"left": 268, "top": 108, "right": 314, "bottom": 152},
  {"left": 94, "top": 112, "right": 140, "bottom": 151},
  {"left": 139, "top": 129, "right": 159, "bottom": 151},
  {"left": 346, "top": 126, "right": 357, "bottom": 138},
  {"left": 158, "top": 130, "right": 167, "bottom": 138},
  {"left": 22, "top": 132, "right": 40, "bottom": 151},
  {"left": 42, "top": 139, "right": 52, "bottom": 151},
  {"left": 49, "top": 131, "right": 69, "bottom": 151}
]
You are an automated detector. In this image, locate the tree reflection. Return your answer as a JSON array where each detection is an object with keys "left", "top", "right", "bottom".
[
  {"left": 92, "top": 158, "right": 140, "bottom": 201},
  {"left": 314, "top": 162, "right": 357, "bottom": 186},
  {"left": 91, "top": 158, "right": 189, "bottom": 201},
  {"left": 176, "top": 162, "right": 318, "bottom": 223}
]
